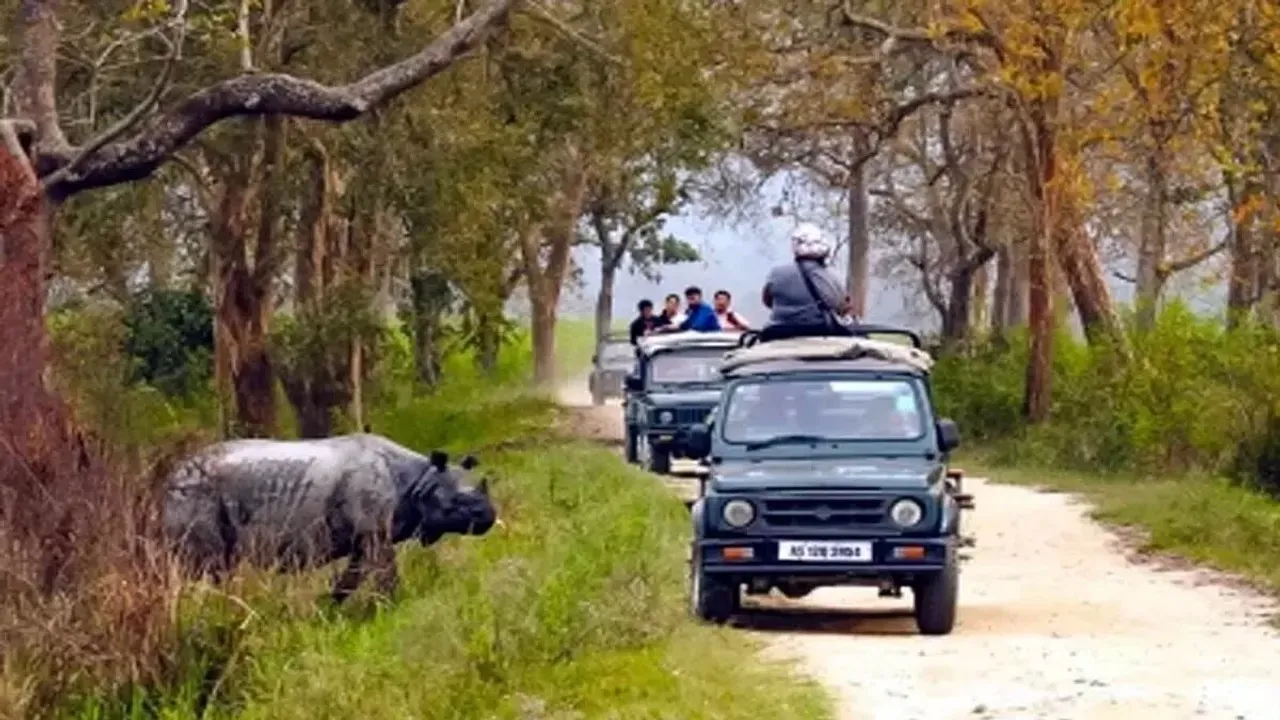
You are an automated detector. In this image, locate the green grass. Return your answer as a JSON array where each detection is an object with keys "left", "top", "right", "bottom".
[
  {"left": 959, "top": 450, "right": 1280, "bottom": 596},
  {"left": 65, "top": 330, "right": 832, "bottom": 720}
]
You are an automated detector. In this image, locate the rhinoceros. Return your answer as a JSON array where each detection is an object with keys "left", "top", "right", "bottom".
[{"left": 162, "top": 433, "right": 497, "bottom": 602}]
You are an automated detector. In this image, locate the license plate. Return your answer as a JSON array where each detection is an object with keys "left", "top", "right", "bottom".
[{"left": 777, "top": 540, "right": 872, "bottom": 563}]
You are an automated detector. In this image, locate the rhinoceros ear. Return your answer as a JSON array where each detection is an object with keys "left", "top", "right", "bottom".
[
  {"left": 460, "top": 455, "right": 479, "bottom": 470},
  {"left": 429, "top": 451, "right": 448, "bottom": 471}
]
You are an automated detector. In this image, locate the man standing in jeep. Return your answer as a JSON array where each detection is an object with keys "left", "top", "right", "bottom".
[{"left": 713, "top": 289, "right": 750, "bottom": 331}]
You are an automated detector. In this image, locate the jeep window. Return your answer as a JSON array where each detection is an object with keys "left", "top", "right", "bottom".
[
  {"left": 721, "top": 378, "right": 925, "bottom": 443},
  {"left": 599, "top": 342, "right": 635, "bottom": 368},
  {"left": 648, "top": 348, "right": 724, "bottom": 384}
]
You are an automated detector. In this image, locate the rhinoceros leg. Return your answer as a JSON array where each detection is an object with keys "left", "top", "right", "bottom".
[
  {"left": 331, "top": 534, "right": 399, "bottom": 603},
  {"left": 368, "top": 542, "right": 400, "bottom": 600}
]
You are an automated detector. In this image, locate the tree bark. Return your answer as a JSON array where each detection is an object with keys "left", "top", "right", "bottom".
[
  {"left": 845, "top": 134, "right": 870, "bottom": 318},
  {"left": 1224, "top": 172, "right": 1259, "bottom": 327},
  {"left": 520, "top": 146, "right": 588, "bottom": 388},
  {"left": 1134, "top": 150, "right": 1170, "bottom": 330},
  {"left": 410, "top": 271, "right": 451, "bottom": 386},
  {"left": 595, "top": 258, "right": 617, "bottom": 343},
  {"left": 1021, "top": 112, "right": 1055, "bottom": 424}
]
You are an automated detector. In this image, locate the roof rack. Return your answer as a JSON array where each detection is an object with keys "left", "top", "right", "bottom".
[
  {"left": 636, "top": 330, "right": 744, "bottom": 355},
  {"left": 720, "top": 335, "right": 935, "bottom": 375}
]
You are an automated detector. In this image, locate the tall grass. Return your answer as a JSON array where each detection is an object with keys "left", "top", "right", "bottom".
[{"left": 9, "top": 311, "right": 829, "bottom": 719}]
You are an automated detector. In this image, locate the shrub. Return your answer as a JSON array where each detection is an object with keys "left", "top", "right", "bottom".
[{"left": 934, "top": 301, "right": 1280, "bottom": 495}]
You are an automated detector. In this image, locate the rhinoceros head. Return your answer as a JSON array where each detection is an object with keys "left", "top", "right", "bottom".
[{"left": 408, "top": 451, "right": 497, "bottom": 544}]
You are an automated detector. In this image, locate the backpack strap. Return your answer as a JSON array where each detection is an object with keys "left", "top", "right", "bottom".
[{"left": 796, "top": 260, "right": 839, "bottom": 330}]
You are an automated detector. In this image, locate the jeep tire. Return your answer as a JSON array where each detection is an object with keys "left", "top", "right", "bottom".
[
  {"left": 690, "top": 550, "right": 738, "bottom": 623},
  {"left": 648, "top": 447, "right": 672, "bottom": 475},
  {"left": 624, "top": 426, "right": 639, "bottom": 464},
  {"left": 913, "top": 552, "right": 958, "bottom": 635}
]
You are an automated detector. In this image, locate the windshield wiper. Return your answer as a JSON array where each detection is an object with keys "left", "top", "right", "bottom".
[{"left": 745, "top": 434, "right": 829, "bottom": 451}]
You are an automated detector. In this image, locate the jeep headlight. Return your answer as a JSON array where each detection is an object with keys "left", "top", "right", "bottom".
[
  {"left": 722, "top": 499, "right": 756, "bottom": 528},
  {"left": 889, "top": 498, "right": 924, "bottom": 528},
  {"left": 658, "top": 410, "right": 674, "bottom": 424}
]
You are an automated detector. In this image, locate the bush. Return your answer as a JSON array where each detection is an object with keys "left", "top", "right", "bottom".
[{"left": 934, "top": 302, "right": 1280, "bottom": 494}]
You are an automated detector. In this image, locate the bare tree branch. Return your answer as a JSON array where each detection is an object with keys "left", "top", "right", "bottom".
[
  {"left": 32, "top": 0, "right": 522, "bottom": 198},
  {"left": 1160, "top": 238, "right": 1229, "bottom": 277},
  {"left": 41, "top": 1, "right": 190, "bottom": 190}
]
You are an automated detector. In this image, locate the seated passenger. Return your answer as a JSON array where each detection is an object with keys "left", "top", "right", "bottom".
[
  {"left": 759, "top": 223, "right": 856, "bottom": 342},
  {"left": 657, "top": 286, "right": 721, "bottom": 333}
]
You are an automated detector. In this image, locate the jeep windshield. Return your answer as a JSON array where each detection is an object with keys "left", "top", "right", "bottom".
[
  {"left": 598, "top": 342, "right": 634, "bottom": 369},
  {"left": 721, "top": 377, "right": 925, "bottom": 445},
  {"left": 647, "top": 348, "right": 725, "bottom": 386}
]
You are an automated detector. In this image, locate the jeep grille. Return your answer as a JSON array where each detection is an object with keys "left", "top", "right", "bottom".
[
  {"left": 760, "top": 497, "right": 888, "bottom": 529},
  {"left": 652, "top": 406, "right": 714, "bottom": 425}
]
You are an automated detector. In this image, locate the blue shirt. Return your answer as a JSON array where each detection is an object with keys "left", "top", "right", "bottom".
[{"left": 679, "top": 302, "right": 721, "bottom": 332}]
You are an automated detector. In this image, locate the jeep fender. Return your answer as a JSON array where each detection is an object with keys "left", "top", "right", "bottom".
[{"left": 690, "top": 497, "right": 708, "bottom": 538}]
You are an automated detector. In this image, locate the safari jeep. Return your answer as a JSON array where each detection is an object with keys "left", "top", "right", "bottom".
[
  {"left": 684, "top": 330, "right": 973, "bottom": 634},
  {"left": 588, "top": 333, "right": 635, "bottom": 405},
  {"left": 623, "top": 331, "right": 742, "bottom": 475}
]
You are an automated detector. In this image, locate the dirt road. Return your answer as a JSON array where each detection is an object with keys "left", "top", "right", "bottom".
[{"left": 557, "top": 377, "right": 1280, "bottom": 720}]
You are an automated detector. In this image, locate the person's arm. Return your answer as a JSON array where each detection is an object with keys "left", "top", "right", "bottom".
[
  {"left": 813, "top": 267, "right": 851, "bottom": 315},
  {"left": 761, "top": 283, "right": 774, "bottom": 309},
  {"left": 729, "top": 311, "right": 749, "bottom": 330}
]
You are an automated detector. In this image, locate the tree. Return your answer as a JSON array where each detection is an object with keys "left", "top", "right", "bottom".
[{"left": 0, "top": 0, "right": 521, "bottom": 442}]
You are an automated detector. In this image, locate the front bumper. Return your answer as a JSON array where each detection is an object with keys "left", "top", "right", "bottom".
[
  {"left": 695, "top": 536, "right": 952, "bottom": 576},
  {"left": 646, "top": 428, "right": 698, "bottom": 455}
]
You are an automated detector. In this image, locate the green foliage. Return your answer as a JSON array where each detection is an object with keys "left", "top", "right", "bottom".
[
  {"left": 122, "top": 289, "right": 215, "bottom": 398},
  {"left": 64, "top": 389, "right": 828, "bottom": 720},
  {"left": 48, "top": 304, "right": 215, "bottom": 451},
  {"left": 935, "top": 302, "right": 1280, "bottom": 494}
]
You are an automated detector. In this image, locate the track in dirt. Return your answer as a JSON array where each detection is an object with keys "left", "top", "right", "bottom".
[{"left": 555, "top": 374, "right": 1280, "bottom": 719}]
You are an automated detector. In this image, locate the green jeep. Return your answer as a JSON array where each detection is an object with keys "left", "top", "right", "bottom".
[
  {"left": 588, "top": 334, "right": 635, "bottom": 405},
  {"left": 683, "top": 329, "right": 974, "bottom": 634},
  {"left": 623, "top": 331, "right": 743, "bottom": 475}
]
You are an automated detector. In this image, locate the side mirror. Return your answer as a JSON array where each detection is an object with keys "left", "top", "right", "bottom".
[
  {"left": 936, "top": 418, "right": 961, "bottom": 453},
  {"left": 687, "top": 423, "right": 712, "bottom": 458},
  {"left": 624, "top": 375, "right": 643, "bottom": 392}
]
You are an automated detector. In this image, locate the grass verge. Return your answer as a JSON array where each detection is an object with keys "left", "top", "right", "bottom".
[
  {"left": 68, "top": 385, "right": 831, "bottom": 719},
  {"left": 959, "top": 449, "right": 1280, "bottom": 596}
]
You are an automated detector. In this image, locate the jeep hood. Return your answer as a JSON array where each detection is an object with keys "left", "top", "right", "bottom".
[
  {"left": 646, "top": 390, "right": 722, "bottom": 406},
  {"left": 711, "top": 456, "right": 942, "bottom": 491}
]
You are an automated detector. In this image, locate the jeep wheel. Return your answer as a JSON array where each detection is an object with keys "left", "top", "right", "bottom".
[
  {"left": 624, "top": 427, "right": 639, "bottom": 464},
  {"left": 689, "top": 550, "right": 738, "bottom": 624},
  {"left": 913, "top": 554, "right": 959, "bottom": 635},
  {"left": 648, "top": 447, "right": 672, "bottom": 475}
]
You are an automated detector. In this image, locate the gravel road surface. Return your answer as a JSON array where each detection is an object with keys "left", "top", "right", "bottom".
[{"left": 557, "top": 376, "right": 1280, "bottom": 719}]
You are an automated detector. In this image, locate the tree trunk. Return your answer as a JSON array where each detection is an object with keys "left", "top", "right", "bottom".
[
  {"left": 991, "top": 244, "right": 1011, "bottom": 335},
  {"left": 595, "top": 251, "right": 617, "bottom": 342},
  {"left": 1053, "top": 216, "right": 1122, "bottom": 346},
  {"left": 942, "top": 267, "right": 974, "bottom": 344},
  {"left": 213, "top": 177, "right": 277, "bottom": 438},
  {"left": 530, "top": 295, "right": 558, "bottom": 386},
  {"left": 1134, "top": 150, "right": 1170, "bottom": 330},
  {"left": 474, "top": 310, "right": 502, "bottom": 374},
  {"left": 845, "top": 139, "right": 870, "bottom": 318},
  {"left": 520, "top": 145, "right": 588, "bottom": 388},
  {"left": 970, "top": 258, "right": 990, "bottom": 333},
  {"left": 1225, "top": 172, "right": 1259, "bottom": 327},
  {"left": 1022, "top": 114, "right": 1055, "bottom": 424},
  {"left": 410, "top": 271, "right": 450, "bottom": 386}
]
